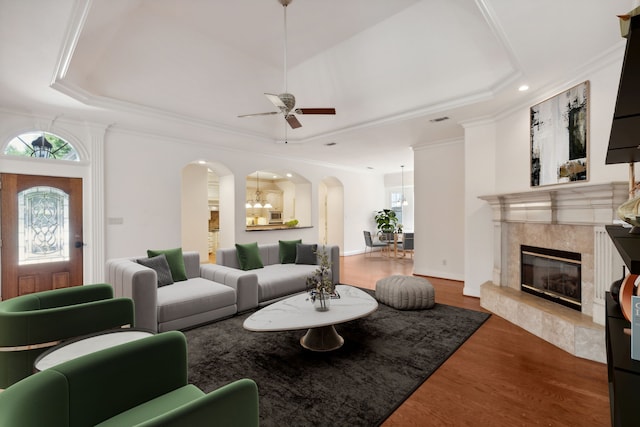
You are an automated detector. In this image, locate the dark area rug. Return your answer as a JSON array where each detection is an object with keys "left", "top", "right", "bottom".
[{"left": 185, "top": 288, "right": 490, "bottom": 427}]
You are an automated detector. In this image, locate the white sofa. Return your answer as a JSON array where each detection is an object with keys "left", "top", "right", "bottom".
[
  {"left": 106, "top": 251, "right": 256, "bottom": 332},
  {"left": 216, "top": 243, "right": 340, "bottom": 312},
  {"left": 105, "top": 244, "right": 339, "bottom": 332}
]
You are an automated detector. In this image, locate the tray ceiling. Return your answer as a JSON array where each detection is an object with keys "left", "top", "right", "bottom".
[{"left": 0, "top": 0, "right": 628, "bottom": 173}]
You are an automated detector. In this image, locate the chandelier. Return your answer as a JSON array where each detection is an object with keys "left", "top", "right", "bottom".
[{"left": 246, "top": 172, "right": 273, "bottom": 209}]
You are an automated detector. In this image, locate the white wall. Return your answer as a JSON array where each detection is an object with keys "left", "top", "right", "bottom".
[
  {"left": 326, "top": 183, "right": 345, "bottom": 248},
  {"left": 218, "top": 174, "right": 236, "bottom": 250},
  {"left": 413, "top": 140, "right": 465, "bottom": 281},
  {"left": 181, "top": 164, "right": 209, "bottom": 260},
  {"left": 494, "top": 55, "right": 628, "bottom": 195},
  {"left": 463, "top": 120, "right": 496, "bottom": 297}
]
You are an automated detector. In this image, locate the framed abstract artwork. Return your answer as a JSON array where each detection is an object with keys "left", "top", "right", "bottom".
[{"left": 530, "top": 81, "right": 589, "bottom": 187}]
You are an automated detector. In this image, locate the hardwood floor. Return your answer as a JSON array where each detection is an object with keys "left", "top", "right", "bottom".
[{"left": 341, "top": 253, "right": 610, "bottom": 427}]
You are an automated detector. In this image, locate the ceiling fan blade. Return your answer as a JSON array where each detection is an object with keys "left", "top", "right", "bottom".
[
  {"left": 238, "top": 111, "right": 279, "bottom": 118},
  {"left": 285, "top": 114, "right": 302, "bottom": 129},
  {"left": 294, "top": 108, "right": 336, "bottom": 115},
  {"left": 265, "top": 93, "right": 287, "bottom": 109}
]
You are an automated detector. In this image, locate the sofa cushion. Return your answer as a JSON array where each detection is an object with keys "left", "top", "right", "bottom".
[
  {"left": 156, "top": 278, "right": 236, "bottom": 323},
  {"left": 137, "top": 254, "right": 174, "bottom": 287},
  {"left": 94, "top": 385, "right": 204, "bottom": 427},
  {"left": 147, "top": 248, "right": 188, "bottom": 282},
  {"left": 295, "top": 244, "right": 318, "bottom": 265},
  {"left": 254, "top": 264, "right": 318, "bottom": 302},
  {"left": 279, "top": 239, "right": 301, "bottom": 264},
  {"left": 235, "top": 242, "right": 264, "bottom": 271}
]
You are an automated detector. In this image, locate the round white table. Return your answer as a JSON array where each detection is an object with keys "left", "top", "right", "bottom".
[
  {"left": 34, "top": 329, "right": 154, "bottom": 371},
  {"left": 243, "top": 285, "right": 378, "bottom": 351}
]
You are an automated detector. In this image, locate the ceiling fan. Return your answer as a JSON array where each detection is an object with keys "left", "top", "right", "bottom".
[{"left": 238, "top": 0, "right": 336, "bottom": 130}]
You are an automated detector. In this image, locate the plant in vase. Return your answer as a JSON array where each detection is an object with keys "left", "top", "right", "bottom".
[
  {"left": 306, "top": 249, "right": 335, "bottom": 311},
  {"left": 374, "top": 209, "right": 398, "bottom": 236}
]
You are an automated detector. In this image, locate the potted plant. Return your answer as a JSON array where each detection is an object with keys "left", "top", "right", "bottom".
[
  {"left": 374, "top": 209, "right": 398, "bottom": 235},
  {"left": 306, "top": 249, "right": 335, "bottom": 311}
]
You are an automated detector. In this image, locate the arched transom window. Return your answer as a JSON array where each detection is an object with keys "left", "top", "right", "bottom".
[{"left": 4, "top": 131, "right": 79, "bottom": 161}]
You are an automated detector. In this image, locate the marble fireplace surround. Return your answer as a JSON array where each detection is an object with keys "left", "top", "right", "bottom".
[{"left": 478, "top": 182, "right": 628, "bottom": 363}]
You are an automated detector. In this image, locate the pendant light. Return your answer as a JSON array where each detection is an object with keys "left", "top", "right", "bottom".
[{"left": 247, "top": 172, "right": 273, "bottom": 209}]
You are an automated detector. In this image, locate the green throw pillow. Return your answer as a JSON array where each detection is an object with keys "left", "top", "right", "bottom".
[
  {"left": 235, "top": 242, "right": 264, "bottom": 271},
  {"left": 295, "top": 243, "right": 318, "bottom": 265},
  {"left": 279, "top": 239, "right": 302, "bottom": 264},
  {"left": 147, "top": 247, "right": 188, "bottom": 282}
]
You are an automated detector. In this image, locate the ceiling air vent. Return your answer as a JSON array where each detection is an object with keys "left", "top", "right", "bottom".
[{"left": 429, "top": 116, "right": 450, "bottom": 123}]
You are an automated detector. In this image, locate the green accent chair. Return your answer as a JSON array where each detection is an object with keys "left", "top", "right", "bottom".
[
  {"left": 0, "top": 283, "right": 134, "bottom": 389},
  {"left": 0, "top": 331, "right": 259, "bottom": 427}
]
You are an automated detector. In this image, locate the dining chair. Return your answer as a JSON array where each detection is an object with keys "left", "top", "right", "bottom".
[
  {"left": 399, "top": 232, "right": 414, "bottom": 258},
  {"left": 363, "top": 231, "right": 388, "bottom": 257}
]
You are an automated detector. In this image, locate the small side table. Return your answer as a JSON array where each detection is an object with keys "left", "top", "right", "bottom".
[{"left": 34, "top": 329, "right": 154, "bottom": 372}]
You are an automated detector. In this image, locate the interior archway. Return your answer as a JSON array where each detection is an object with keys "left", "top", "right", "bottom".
[
  {"left": 244, "top": 169, "right": 311, "bottom": 230},
  {"left": 181, "top": 161, "right": 234, "bottom": 262},
  {"left": 319, "top": 176, "right": 344, "bottom": 253}
]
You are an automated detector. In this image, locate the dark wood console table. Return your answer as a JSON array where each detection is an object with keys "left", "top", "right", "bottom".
[
  {"left": 606, "top": 225, "right": 640, "bottom": 273},
  {"left": 606, "top": 292, "right": 640, "bottom": 427},
  {"left": 606, "top": 225, "right": 640, "bottom": 426}
]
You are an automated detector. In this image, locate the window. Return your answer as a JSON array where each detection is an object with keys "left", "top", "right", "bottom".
[
  {"left": 390, "top": 191, "right": 403, "bottom": 224},
  {"left": 18, "top": 186, "right": 70, "bottom": 265},
  {"left": 4, "top": 132, "right": 79, "bottom": 161}
]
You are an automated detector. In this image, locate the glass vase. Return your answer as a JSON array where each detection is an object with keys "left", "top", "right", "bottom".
[{"left": 314, "top": 290, "right": 331, "bottom": 312}]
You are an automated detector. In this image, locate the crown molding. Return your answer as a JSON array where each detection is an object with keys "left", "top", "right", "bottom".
[
  {"left": 412, "top": 137, "right": 464, "bottom": 152},
  {"left": 51, "top": 0, "right": 92, "bottom": 85}
]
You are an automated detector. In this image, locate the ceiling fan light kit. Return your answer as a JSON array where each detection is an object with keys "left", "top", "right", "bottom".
[{"left": 238, "top": 0, "right": 335, "bottom": 130}]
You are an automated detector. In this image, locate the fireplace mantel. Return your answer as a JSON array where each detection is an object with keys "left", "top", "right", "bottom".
[
  {"left": 479, "top": 182, "right": 628, "bottom": 225},
  {"left": 478, "top": 182, "right": 628, "bottom": 363}
]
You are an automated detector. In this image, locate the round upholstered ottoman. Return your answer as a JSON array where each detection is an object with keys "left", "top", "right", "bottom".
[{"left": 375, "top": 275, "right": 435, "bottom": 310}]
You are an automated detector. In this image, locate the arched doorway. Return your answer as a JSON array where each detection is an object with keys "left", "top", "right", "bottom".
[
  {"left": 319, "top": 177, "right": 344, "bottom": 252},
  {"left": 1, "top": 130, "right": 95, "bottom": 299},
  {"left": 181, "top": 161, "right": 234, "bottom": 262}
]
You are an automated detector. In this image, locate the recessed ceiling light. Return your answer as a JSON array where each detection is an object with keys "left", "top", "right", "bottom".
[
  {"left": 518, "top": 85, "right": 529, "bottom": 91},
  {"left": 286, "top": 173, "right": 293, "bottom": 178},
  {"left": 367, "top": 166, "right": 374, "bottom": 170},
  {"left": 197, "top": 160, "right": 206, "bottom": 164}
]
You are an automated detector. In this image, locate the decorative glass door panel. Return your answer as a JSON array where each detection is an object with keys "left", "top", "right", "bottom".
[
  {"left": 18, "top": 187, "right": 70, "bottom": 265},
  {"left": 1, "top": 174, "right": 83, "bottom": 299}
]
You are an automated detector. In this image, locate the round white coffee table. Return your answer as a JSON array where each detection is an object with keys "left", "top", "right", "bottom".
[
  {"left": 34, "top": 329, "right": 154, "bottom": 371},
  {"left": 243, "top": 285, "right": 378, "bottom": 351}
]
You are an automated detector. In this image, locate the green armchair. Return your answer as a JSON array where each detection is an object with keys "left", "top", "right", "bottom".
[
  {"left": 0, "top": 331, "right": 259, "bottom": 426},
  {"left": 0, "top": 283, "right": 134, "bottom": 389}
]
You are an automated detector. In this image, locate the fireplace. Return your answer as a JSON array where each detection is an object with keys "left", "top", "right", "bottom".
[
  {"left": 478, "top": 183, "right": 628, "bottom": 362},
  {"left": 520, "top": 245, "right": 582, "bottom": 311}
]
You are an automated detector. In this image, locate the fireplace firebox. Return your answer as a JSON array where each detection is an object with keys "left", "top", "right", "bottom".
[{"left": 520, "top": 245, "right": 582, "bottom": 311}]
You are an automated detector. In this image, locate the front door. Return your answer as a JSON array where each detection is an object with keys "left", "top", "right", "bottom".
[{"left": 1, "top": 173, "right": 83, "bottom": 300}]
